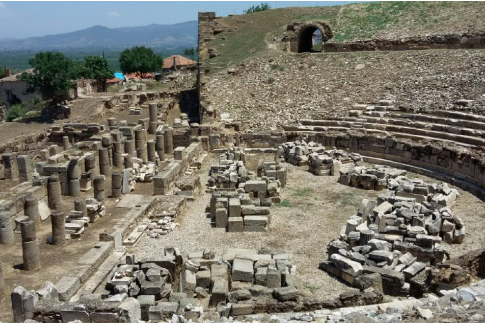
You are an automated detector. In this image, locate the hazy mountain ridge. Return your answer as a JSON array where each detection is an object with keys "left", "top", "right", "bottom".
[{"left": 0, "top": 21, "right": 198, "bottom": 51}]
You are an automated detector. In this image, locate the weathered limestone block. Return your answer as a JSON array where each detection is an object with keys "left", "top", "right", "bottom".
[
  {"left": 232, "top": 258, "right": 254, "bottom": 282},
  {"left": 228, "top": 217, "right": 244, "bottom": 232},
  {"left": 330, "top": 254, "right": 363, "bottom": 276},
  {"left": 244, "top": 216, "right": 269, "bottom": 232}
]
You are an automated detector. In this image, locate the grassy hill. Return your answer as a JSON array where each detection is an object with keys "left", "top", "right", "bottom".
[{"left": 207, "top": 1, "right": 485, "bottom": 69}]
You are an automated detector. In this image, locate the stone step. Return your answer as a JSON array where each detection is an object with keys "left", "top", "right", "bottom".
[
  {"left": 299, "top": 120, "right": 485, "bottom": 147},
  {"left": 387, "top": 112, "right": 485, "bottom": 132}
]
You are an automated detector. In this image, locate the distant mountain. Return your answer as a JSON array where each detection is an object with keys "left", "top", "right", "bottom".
[
  {"left": 0, "top": 21, "right": 197, "bottom": 51},
  {"left": 0, "top": 38, "right": 17, "bottom": 43}
]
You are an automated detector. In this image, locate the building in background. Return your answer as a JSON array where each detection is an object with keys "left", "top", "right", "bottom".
[
  {"left": 0, "top": 69, "right": 37, "bottom": 108},
  {"left": 163, "top": 55, "right": 197, "bottom": 72}
]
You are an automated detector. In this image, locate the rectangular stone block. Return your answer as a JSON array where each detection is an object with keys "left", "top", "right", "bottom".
[
  {"left": 266, "top": 268, "right": 281, "bottom": 288},
  {"left": 173, "top": 147, "right": 185, "bottom": 160},
  {"left": 56, "top": 276, "right": 81, "bottom": 301},
  {"left": 229, "top": 198, "right": 241, "bottom": 217},
  {"left": 182, "top": 269, "right": 196, "bottom": 293},
  {"left": 241, "top": 205, "right": 270, "bottom": 216},
  {"left": 244, "top": 180, "right": 267, "bottom": 193},
  {"left": 196, "top": 270, "right": 211, "bottom": 289},
  {"left": 244, "top": 215, "right": 269, "bottom": 232},
  {"left": 215, "top": 207, "right": 228, "bottom": 228},
  {"left": 228, "top": 217, "right": 244, "bottom": 232},
  {"left": 232, "top": 258, "right": 254, "bottom": 282},
  {"left": 211, "top": 264, "right": 228, "bottom": 285},
  {"left": 210, "top": 278, "right": 228, "bottom": 306}
]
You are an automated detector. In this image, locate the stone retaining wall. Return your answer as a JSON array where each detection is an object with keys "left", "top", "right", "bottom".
[
  {"left": 0, "top": 132, "right": 49, "bottom": 155},
  {"left": 324, "top": 33, "right": 485, "bottom": 52},
  {"left": 238, "top": 131, "right": 485, "bottom": 199}
]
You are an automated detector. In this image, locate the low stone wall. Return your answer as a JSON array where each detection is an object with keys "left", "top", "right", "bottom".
[
  {"left": 153, "top": 142, "right": 202, "bottom": 195},
  {"left": 239, "top": 131, "right": 485, "bottom": 200},
  {"left": 0, "top": 131, "right": 49, "bottom": 155},
  {"left": 324, "top": 33, "right": 485, "bottom": 52}
]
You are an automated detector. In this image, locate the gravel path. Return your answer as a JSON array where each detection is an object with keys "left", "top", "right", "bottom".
[{"left": 132, "top": 154, "right": 485, "bottom": 300}]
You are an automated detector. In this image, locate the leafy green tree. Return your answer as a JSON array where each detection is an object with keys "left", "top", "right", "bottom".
[
  {"left": 244, "top": 2, "right": 271, "bottom": 14},
  {"left": 77, "top": 56, "right": 114, "bottom": 91},
  {"left": 0, "top": 66, "right": 6, "bottom": 79},
  {"left": 21, "top": 51, "right": 73, "bottom": 101},
  {"left": 183, "top": 48, "right": 196, "bottom": 59},
  {"left": 119, "top": 46, "right": 163, "bottom": 78}
]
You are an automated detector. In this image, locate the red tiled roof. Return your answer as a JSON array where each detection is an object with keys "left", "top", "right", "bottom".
[
  {"left": 106, "top": 77, "right": 124, "bottom": 84},
  {"left": 163, "top": 55, "right": 197, "bottom": 69},
  {"left": 125, "top": 72, "right": 155, "bottom": 79}
]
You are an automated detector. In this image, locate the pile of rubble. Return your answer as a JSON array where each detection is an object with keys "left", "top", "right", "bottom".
[
  {"left": 277, "top": 141, "right": 363, "bottom": 176},
  {"left": 208, "top": 149, "right": 287, "bottom": 232},
  {"left": 320, "top": 188, "right": 466, "bottom": 297},
  {"left": 340, "top": 165, "right": 460, "bottom": 207},
  {"left": 64, "top": 198, "right": 105, "bottom": 238},
  {"left": 132, "top": 159, "right": 158, "bottom": 182},
  {"left": 146, "top": 215, "right": 179, "bottom": 238},
  {"left": 339, "top": 165, "right": 407, "bottom": 190},
  {"left": 245, "top": 278, "right": 485, "bottom": 322},
  {"left": 206, "top": 51, "right": 485, "bottom": 131},
  {"left": 182, "top": 248, "right": 303, "bottom": 317}
]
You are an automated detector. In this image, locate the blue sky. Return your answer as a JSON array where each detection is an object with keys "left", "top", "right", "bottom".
[{"left": 0, "top": 1, "right": 360, "bottom": 39}]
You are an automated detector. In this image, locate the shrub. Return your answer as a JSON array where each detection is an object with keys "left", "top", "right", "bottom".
[
  {"left": 244, "top": 2, "right": 271, "bottom": 14},
  {"left": 6, "top": 104, "right": 26, "bottom": 122}
]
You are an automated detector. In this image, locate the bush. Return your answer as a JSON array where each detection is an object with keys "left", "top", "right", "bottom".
[
  {"left": 6, "top": 104, "right": 25, "bottom": 122},
  {"left": 244, "top": 2, "right": 271, "bottom": 14}
]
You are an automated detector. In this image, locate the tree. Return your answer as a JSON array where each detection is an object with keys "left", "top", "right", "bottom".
[
  {"left": 21, "top": 51, "right": 73, "bottom": 101},
  {"left": 119, "top": 46, "right": 163, "bottom": 79},
  {"left": 0, "top": 66, "right": 5, "bottom": 79},
  {"left": 244, "top": 2, "right": 271, "bottom": 14},
  {"left": 184, "top": 48, "right": 196, "bottom": 59},
  {"left": 77, "top": 56, "right": 114, "bottom": 91}
]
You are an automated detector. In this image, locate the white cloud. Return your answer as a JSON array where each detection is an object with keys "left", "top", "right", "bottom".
[
  {"left": 0, "top": 3, "right": 5, "bottom": 8},
  {"left": 106, "top": 11, "right": 120, "bottom": 17}
]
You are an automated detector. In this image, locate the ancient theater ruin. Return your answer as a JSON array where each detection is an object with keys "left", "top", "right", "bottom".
[{"left": 1, "top": 2, "right": 485, "bottom": 323}]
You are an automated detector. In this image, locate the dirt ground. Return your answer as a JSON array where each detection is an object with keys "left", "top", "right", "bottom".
[
  {"left": 133, "top": 154, "right": 485, "bottom": 302},
  {"left": 0, "top": 178, "right": 154, "bottom": 321}
]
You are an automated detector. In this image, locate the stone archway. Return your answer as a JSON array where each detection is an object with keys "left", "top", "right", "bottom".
[
  {"left": 298, "top": 24, "right": 323, "bottom": 53},
  {"left": 284, "top": 21, "right": 333, "bottom": 53}
]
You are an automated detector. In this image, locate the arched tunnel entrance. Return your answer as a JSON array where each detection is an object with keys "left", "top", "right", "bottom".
[
  {"left": 298, "top": 25, "right": 324, "bottom": 53},
  {"left": 286, "top": 21, "right": 332, "bottom": 53}
]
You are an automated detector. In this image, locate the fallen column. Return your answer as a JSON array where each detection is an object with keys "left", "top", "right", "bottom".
[
  {"left": 50, "top": 211, "right": 66, "bottom": 246},
  {"left": 21, "top": 220, "right": 40, "bottom": 270}
]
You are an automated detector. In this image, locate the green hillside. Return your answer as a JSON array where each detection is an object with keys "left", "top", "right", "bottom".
[{"left": 206, "top": 1, "right": 485, "bottom": 69}]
